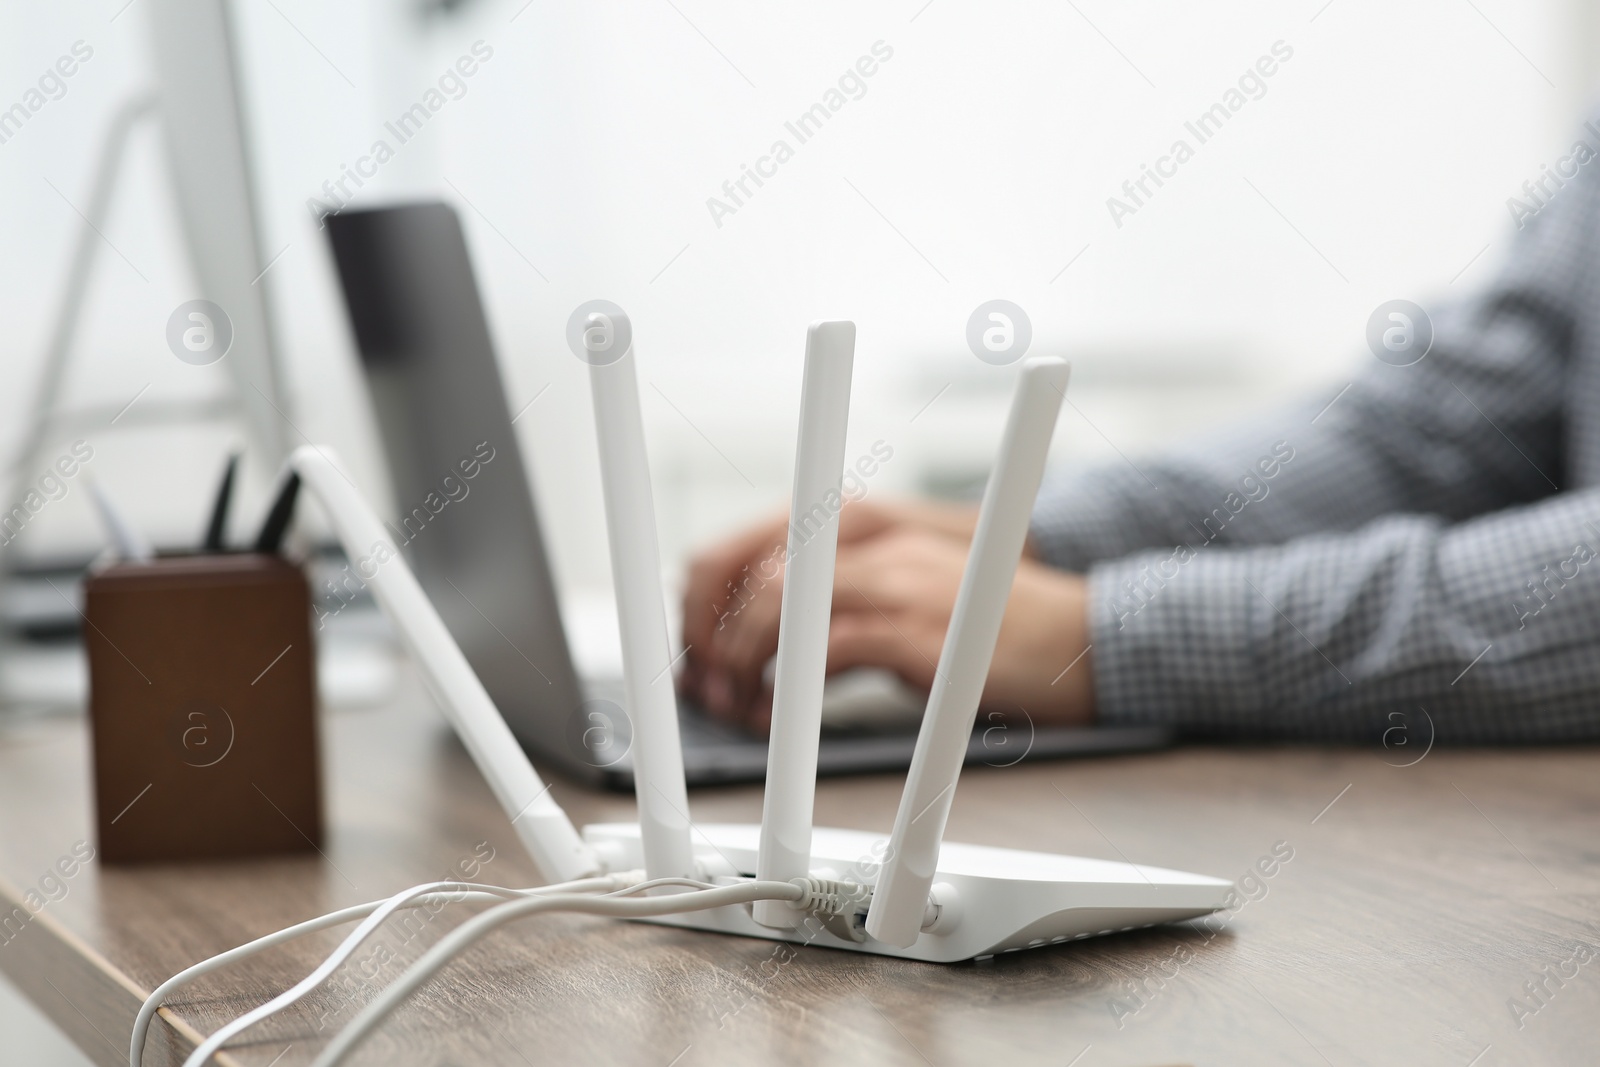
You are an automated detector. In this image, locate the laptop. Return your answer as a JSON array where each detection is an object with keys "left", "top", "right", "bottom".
[{"left": 323, "top": 202, "right": 1171, "bottom": 788}]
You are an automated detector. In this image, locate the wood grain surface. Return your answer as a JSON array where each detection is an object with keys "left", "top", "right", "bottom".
[{"left": 2, "top": 671, "right": 1597, "bottom": 1067}]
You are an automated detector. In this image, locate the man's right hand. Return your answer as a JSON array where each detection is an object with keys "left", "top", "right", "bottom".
[{"left": 678, "top": 497, "right": 981, "bottom": 726}]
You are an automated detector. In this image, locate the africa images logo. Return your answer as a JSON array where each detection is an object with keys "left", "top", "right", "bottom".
[{"left": 166, "top": 300, "right": 233, "bottom": 366}]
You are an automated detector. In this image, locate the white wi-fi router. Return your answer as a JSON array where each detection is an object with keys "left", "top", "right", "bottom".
[{"left": 292, "top": 317, "right": 1229, "bottom": 963}]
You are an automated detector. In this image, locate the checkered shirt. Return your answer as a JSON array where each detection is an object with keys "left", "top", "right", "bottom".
[{"left": 1031, "top": 118, "right": 1600, "bottom": 742}]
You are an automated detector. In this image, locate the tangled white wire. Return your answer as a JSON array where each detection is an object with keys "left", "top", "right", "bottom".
[
  {"left": 136, "top": 873, "right": 867, "bottom": 1067},
  {"left": 131, "top": 871, "right": 641, "bottom": 1067},
  {"left": 307, "top": 879, "right": 816, "bottom": 1067}
]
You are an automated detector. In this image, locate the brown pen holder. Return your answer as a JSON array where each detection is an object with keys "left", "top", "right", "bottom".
[{"left": 82, "top": 553, "right": 324, "bottom": 865}]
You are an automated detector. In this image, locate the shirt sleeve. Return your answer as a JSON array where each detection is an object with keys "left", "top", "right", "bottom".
[
  {"left": 1029, "top": 114, "right": 1594, "bottom": 575},
  {"left": 1027, "top": 113, "right": 1600, "bottom": 740},
  {"left": 1087, "top": 487, "right": 1600, "bottom": 742}
]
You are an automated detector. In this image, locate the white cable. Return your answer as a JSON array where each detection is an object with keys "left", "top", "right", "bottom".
[
  {"left": 160, "top": 874, "right": 722, "bottom": 1067},
  {"left": 133, "top": 873, "right": 635, "bottom": 1067},
  {"left": 133, "top": 902, "right": 370, "bottom": 1067},
  {"left": 178, "top": 880, "right": 530, "bottom": 1067},
  {"left": 309, "top": 879, "right": 856, "bottom": 1067}
]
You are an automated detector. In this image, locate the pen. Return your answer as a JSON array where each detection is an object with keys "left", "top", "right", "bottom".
[
  {"left": 87, "top": 478, "right": 155, "bottom": 562},
  {"left": 202, "top": 452, "right": 239, "bottom": 552},
  {"left": 254, "top": 471, "right": 300, "bottom": 554}
]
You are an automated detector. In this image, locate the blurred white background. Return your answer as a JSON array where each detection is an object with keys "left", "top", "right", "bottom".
[
  {"left": 3, "top": 0, "right": 1596, "bottom": 593},
  {"left": 2, "top": 0, "right": 1596, "bottom": 1059}
]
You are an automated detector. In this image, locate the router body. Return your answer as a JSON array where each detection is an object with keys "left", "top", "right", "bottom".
[
  {"left": 291, "top": 316, "right": 1229, "bottom": 966},
  {"left": 584, "top": 822, "right": 1231, "bottom": 962}
]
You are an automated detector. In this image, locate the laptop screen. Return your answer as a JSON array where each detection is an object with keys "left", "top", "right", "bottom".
[{"left": 323, "top": 202, "right": 594, "bottom": 779}]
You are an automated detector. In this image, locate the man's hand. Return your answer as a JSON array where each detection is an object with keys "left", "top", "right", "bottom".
[
  {"left": 679, "top": 498, "right": 980, "bottom": 714},
  {"left": 679, "top": 501, "right": 1094, "bottom": 734}
]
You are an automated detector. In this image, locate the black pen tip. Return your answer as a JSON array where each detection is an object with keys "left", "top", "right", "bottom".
[
  {"left": 202, "top": 452, "right": 240, "bottom": 553},
  {"left": 254, "top": 471, "right": 301, "bottom": 554}
]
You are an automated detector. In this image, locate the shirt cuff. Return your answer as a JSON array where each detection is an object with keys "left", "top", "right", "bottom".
[{"left": 1086, "top": 546, "right": 1265, "bottom": 735}]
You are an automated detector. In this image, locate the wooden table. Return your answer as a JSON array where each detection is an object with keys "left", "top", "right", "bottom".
[{"left": 2, "top": 672, "right": 1597, "bottom": 1067}]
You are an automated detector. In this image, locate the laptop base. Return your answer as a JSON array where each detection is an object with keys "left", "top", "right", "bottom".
[{"left": 591, "top": 715, "right": 1175, "bottom": 789}]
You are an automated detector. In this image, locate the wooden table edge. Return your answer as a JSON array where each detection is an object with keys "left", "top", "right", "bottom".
[{"left": 0, "top": 872, "right": 246, "bottom": 1067}]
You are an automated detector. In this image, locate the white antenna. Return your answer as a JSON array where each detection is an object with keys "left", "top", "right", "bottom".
[
  {"left": 583, "top": 315, "right": 696, "bottom": 880},
  {"left": 290, "top": 446, "right": 601, "bottom": 884},
  {"left": 753, "top": 321, "right": 855, "bottom": 928},
  {"left": 864, "top": 357, "right": 1070, "bottom": 947}
]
